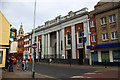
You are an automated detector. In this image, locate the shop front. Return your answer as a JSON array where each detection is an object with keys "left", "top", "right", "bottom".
[{"left": 87, "top": 42, "right": 120, "bottom": 66}]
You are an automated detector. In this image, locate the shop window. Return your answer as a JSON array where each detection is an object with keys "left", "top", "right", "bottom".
[
  {"left": 0, "top": 51, "right": 3, "bottom": 64},
  {"left": 101, "top": 51, "right": 110, "bottom": 62},
  {"left": 91, "top": 51, "right": 98, "bottom": 62},
  {"left": 113, "top": 50, "right": 120, "bottom": 62}
]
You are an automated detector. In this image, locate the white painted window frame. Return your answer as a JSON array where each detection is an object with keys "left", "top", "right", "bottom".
[
  {"left": 66, "top": 32, "right": 71, "bottom": 46},
  {"left": 90, "top": 20, "right": 95, "bottom": 28},
  {"left": 109, "top": 14, "right": 116, "bottom": 23},
  {"left": 102, "top": 33, "right": 109, "bottom": 41},
  {"left": 101, "top": 17, "right": 107, "bottom": 25},
  {"left": 77, "top": 30, "right": 83, "bottom": 44},
  {"left": 111, "top": 31, "right": 118, "bottom": 40},
  {"left": 92, "top": 35, "right": 96, "bottom": 42}
]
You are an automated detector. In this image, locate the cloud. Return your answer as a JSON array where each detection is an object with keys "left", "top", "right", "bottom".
[{"left": 1, "top": 0, "right": 100, "bottom": 34}]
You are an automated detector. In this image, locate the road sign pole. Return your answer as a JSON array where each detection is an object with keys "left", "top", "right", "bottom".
[{"left": 32, "top": 0, "right": 36, "bottom": 78}]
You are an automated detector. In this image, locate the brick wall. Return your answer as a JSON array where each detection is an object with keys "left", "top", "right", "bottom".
[{"left": 95, "top": 2, "right": 120, "bottom": 44}]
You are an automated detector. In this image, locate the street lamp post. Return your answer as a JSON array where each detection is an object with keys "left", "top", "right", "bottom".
[{"left": 32, "top": 0, "right": 36, "bottom": 78}]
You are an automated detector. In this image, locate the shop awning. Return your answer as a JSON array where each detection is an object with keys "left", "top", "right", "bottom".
[{"left": 87, "top": 42, "right": 120, "bottom": 49}]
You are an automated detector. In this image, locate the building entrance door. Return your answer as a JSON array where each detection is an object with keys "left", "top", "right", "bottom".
[
  {"left": 54, "top": 43, "right": 57, "bottom": 59},
  {"left": 67, "top": 50, "right": 71, "bottom": 59},
  {"left": 78, "top": 49, "right": 83, "bottom": 64},
  {"left": 39, "top": 52, "right": 41, "bottom": 60}
]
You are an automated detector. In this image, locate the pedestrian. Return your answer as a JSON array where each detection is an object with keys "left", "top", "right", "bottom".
[
  {"left": 13, "top": 58, "right": 16, "bottom": 65},
  {"left": 25, "top": 59, "right": 29, "bottom": 70},
  {"left": 5, "top": 57, "right": 10, "bottom": 71},
  {"left": 9, "top": 57, "right": 13, "bottom": 72},
  {"left": 49, "top": 57, "right": 52, "bottom": 64},
  {"left": 22, "top": 60, "right": 25, "bottom": 71}
]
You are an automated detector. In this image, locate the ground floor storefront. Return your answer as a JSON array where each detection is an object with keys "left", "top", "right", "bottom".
[
  {"left": 88, "top": 43, "right": 120, "bottom": 66},
  {"left": 0, "top": 46, "right": 9, "bottom": 68}
]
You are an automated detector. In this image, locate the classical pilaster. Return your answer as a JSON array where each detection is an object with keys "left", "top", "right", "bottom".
[
  {"left": 110, "top": 50, "right": 113, "bottom": 62},
  {"left": 62, "top": 29, "right": 65, "bottom": 59},
  {"left": 59, "top": 30, "right": 62, "bottom": 58},
  {"left": 71, "top": 25, "right": 76, "bottom": 59},
  {"left": 48, "top": 33, "right": 50, "bottom": 58},
  {"left": 45, "top": 34, "right": 48, "bottom": 58},
  {"left": 42, "top": 34, "right": 45, "bottom": 59},
  {"left": 83, "top": 21, "right": 90, "bottom": 59},
  {"left": 98, "top": 51, "right": 101, "bottom": 62},
  {"left": 89, "top": 52, "right": 92, "bottom": 65},
  {"left": 56, "top": 31, "right": 59, "bottom": 58}
]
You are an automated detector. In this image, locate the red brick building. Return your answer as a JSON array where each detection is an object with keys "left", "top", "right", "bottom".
[{"left": 17, "top": 37, "right": 24, "bottom": 60}]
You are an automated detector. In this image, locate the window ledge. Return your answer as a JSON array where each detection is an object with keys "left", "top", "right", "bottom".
[
  {"left": 90, "top": 26, "right": 95, "bottom": 28},
  {"left": 66, "top": 44, "right": 71, "bottom": 46},
  {"left": 109, "top": 21, "right": 116, "bottom": 24},
  {"left": 77, "top": 43, "right": 83, "bottom": 45},
  {"left": 92, "top": 41, "right": 96, "bottom": 43},
  {"left": 101, "top": 23, "right": 107, "bottom": 26},
  {"left": 111, "top": 38, "right": 118, "bottom": 40},
  {"left": 102, "top": 39, "right": 109, "bottom": 42}
]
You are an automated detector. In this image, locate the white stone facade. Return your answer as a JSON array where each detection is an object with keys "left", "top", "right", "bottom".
[{"left": 32, "top": 8, "right": 91, "bottom": 64}]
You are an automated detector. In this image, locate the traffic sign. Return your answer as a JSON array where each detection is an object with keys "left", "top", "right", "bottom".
[{"left": 32, "top": 44, "right": 37, "bottom": 49}]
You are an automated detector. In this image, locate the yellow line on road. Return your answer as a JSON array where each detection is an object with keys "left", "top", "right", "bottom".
[{"left": 35, "top": 72, "right": 56, "bottom": 79}]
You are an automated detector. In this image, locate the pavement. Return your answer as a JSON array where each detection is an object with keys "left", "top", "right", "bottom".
[
  {"left": 30, "top": 62, "right": 119, "bottom": 79},
  {"left": 1, "top": 62, "right": 120, "bottom": 80},
  {"left": 1, "top": 64, "right": 50, "bottom": 79}
]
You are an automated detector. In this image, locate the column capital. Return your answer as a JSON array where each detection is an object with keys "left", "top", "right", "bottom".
[{"left": 71, "top": 24, "right": 75, "bottom": 27}]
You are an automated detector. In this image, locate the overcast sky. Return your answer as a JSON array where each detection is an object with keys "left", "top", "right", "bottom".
[{"left": 0, "top": 0, "right": 100, "bottom": 34}]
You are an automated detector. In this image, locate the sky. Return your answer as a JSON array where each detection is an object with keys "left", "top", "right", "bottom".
[{"left": 0, "top": 0, "right": 100, "bottom": 34}]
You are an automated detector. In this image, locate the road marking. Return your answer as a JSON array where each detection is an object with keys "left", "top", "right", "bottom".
[
  {"left": 86, "top": 77, "right": 91, "bottom": 78},
  {"left": 35, "top": 73, "right": 56, "bottom": 79},
  {"left": 71, "top": 76, "right": 84, "bottom": 78},
  {"left": 85, "top": 73, "right": 96, "bottom": 74}
]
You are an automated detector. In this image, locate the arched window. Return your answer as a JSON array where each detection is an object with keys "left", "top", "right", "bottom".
[
  {"left": 78, "top": 30, "right": 83, "bottom": 43},
  {"left": 67, "top": 32, "right": 71, "bottom": 44}
]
